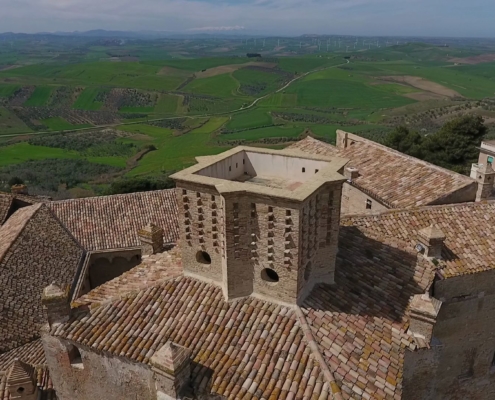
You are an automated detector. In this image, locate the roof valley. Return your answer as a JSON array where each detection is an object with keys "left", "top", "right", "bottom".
[{"left": 295, "top": 306, "right": 343, "bottom": 400}]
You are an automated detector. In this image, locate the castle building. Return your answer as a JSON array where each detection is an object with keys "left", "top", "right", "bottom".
[
  {"left": 1, "top": 137, "right": 495, "bottom": 399},
  {"left": 290, "top": 131, "right": 479, "bottom": 214}
]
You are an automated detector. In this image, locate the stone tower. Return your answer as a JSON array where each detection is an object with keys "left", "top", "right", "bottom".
[
  {"left": 475, "top": 163, "right": 495, "bottom": 201},
  {"left": 171, "top": 146, "right": 348, "bottom": 305}
]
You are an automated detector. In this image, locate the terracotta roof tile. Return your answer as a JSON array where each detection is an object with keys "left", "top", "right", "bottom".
[
  {"left": 342, "top": 201, "right": 495, "bottom": 278},
  {"left": 0, "top": 340, "right": 45, "bottom": 372},
  {"left": 54, "top": 275, "right": 329, "bottom": 399},
  {"left": 0, "top": 366, "right": 55, "bottom": 400},
  {"left": 0, "top": 195, "right": 13, "bottom": 225},
  {"left": 0, "top": 205, "right": 84, "bottom": 352},
  {"left": 301, "top": 224, "right": 436, "bottom": 399},
  {"left": 49, "top": 189, "right": 179, "bottom": 251},
  {"left": 72, "top": 247, "right": 183, "bottom": 308},
  {"left": 288, "top": 135, "right": 475, "bottom": 209}
]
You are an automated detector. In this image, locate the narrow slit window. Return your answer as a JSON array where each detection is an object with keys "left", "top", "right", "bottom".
[
  {"left": 302, "top": 167, "right": 306, "bottom": 173},
  {"left": 366, "top": 199, "right": 372, "bottom": 210}
]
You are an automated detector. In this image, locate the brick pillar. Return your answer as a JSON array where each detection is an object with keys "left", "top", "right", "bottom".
[
  {"left": 42, "top": 283, "right": 71, "bottom": 328},
  {"left": 11, "top": 184, "right": 28, "bottom": 195},
  {"left": 475, "top": 163, "right": 495, "bottom": 201},
  {"left": 138, "top": 223, "right": 164, "bottom": 256},
  {"left": 150, "top": 342, "right": 191, "bottom": 399},
  {"left": 7, "top": 360, "right": 38, "bottom": 400},
  {"left": 417, "top": 225, "right": 446, "bottom": 259},
  {"left": 408, "top": 293, "right": 442, "bottom": 347}
]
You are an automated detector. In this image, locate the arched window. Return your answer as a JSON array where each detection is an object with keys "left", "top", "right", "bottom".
[{"left": 196, "top": 251, "right": 212, "bottom": 265}]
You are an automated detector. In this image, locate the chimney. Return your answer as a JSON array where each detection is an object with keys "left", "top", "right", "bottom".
[
  {"left": 417, "top": 224, "right": 446, "bottom": 260},
  {"left": 475, "top": 163, "right": 495, "bottom": 201},
  {"left": 344, "top": 166, "right": 359, "bottom": 182},
  {"left": 42, "top": 283, "right": 70, "bottom": 328},
  {"left": 11, "top": 184, "right": 28, "bottom": 195},
  {"left": 150, "top": 342, "right": 191, "bottom": 399},
  {"left": 408, "top": 293, "right": 442, "bottom": 348},
  {"left": 138, "top": 223, "right": 164, "bottom": 256},
  {"left": 7, "top": 360, "right": 38, "bottom": 400}
]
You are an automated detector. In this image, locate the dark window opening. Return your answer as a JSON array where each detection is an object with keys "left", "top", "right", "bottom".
[
  {"left": 286, "top": 210, "right": 291, "bottom": 216},
  {"left": 68, "top": 345, "right": 83, "bottom": 369},
  {"left": 229, "top": 166, "right": 232, "bottom": 172},
  {"left": 236, "top": 163, "right": 238, "bottom": 168},
  {"left": 17, "top": 388, "right": 25, "bottom": 394},
  {"left": 243, "top": 159, "right": 245, "bottom": 165},
  {"left": 211, "top": 195, "right": 215, "bottom": 201},
  {"left": 196, "top": 251, "right": 212, "bottom": 265},
  {"left": 315, "top": 169, "right": 319, "bottom": 174},
  {"left": 366, "top": 199, "right": 372, "bottom": 210},
  {"left": 302, "top": 167, "right": 306, "bottom": 173},
  {"left": 196, "top": 192, "right": 201, "bottom": 198},
  {"left": 182, "top": 189, "right": 187, "bottom": 195},
  {"left": 261, "top": 268, "right": 279, "bottom": 283}
]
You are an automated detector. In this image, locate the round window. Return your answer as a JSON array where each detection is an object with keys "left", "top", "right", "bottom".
[
  {"left": 17, "top": 388, "right": 25, "bottom": 394},
  {"left": 196, "top": 251, "right": 212, "bottom": 265},
  {"left": 261, "top": 268, "right": 279, "bottom": 284}
]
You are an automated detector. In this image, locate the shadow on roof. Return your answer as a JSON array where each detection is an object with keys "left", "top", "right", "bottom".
[{"left": 305, "top": 226, "right": 434, "bottom": 322}]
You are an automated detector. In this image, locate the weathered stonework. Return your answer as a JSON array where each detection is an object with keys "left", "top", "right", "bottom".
[{"left": 171, "top": 146, "right": 348, "bottom": 305}]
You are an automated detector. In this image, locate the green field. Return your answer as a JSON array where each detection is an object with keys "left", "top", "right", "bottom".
[
  {"left": 119, "top": 116, "right": 229, "bottom": 175},
  {"left": 0, "top": 142, "right": 79, "bottom": 167},
  {"left": 0, "top": 85, "right": 20, "bottom": 98},
  {"left": 24, "top": 86, "right": 54, "bottom": 106},
  {"left": 2, "top": 38, "right": 495, "bottom": 198},
  {"left": 42, "top": 117, "right": 91, "bottom": 131},
  {"left": 226, "top": 109, "right": 273, "bottom": 130},
  {"left": 154, "top": 94, "right": 180, "bottom": 114},
  {"left": 73, "top": 87, "right": 104, "bottom": 110},
  {"left": 183, "top": 74, "right": 240, "bottom": 98},
  {"left": 0, "top": 107, "right": 32, "bottom": 135}
]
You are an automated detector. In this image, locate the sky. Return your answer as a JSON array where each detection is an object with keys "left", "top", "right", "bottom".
[{"left": 1, "top": 0, "right": 494, "bottom": 37}]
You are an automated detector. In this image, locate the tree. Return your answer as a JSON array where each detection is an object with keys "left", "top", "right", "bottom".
[
  {"left": 422, "top": 115, "right": 486, "bottom": 173},
  {"left": 107, "top": 177, "right": 176, "bottom": 195},
  {"left": 383, "top": 126, "right": 423, "bottom": 158},
  {"left": 8, "top": 177, "right": 24, "bottom": 187}
]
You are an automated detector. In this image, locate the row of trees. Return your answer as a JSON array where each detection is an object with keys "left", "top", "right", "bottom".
[{"left": 384, "top": 115, "right": 486, "bottom": 174}]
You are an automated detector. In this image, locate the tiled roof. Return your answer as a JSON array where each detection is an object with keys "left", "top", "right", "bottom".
[
  {"left": 288, "top": 135, "right": 475, "bottom": 209},
  {"left": 0, "top": 366, "right": 55, "bottom": 400},
  {"left": 0, "top": 340, "right": 45, "bottom": 372},
  {"left": 0, "top": 195, "right": 13, "bottom": 225},
  {"left": 0, "top": 204, "right": 85, "bottom": 352},
  {"left": 342, "top": 201, "right": 495, "bottom": 278},
  {"left": 49, "top": 190, "right": 179, "bottom": 251},
  {"left": 0, "top": 339, "right": 54, "bottom": 400},
  {"left": 301, "top": 224, "right": 435, "bottom": 399},
  {"left": 72, "top": 247, "right": 183, "bottom": 308},
  {"left": 54, "top": 275, "right": 332, "bottom": 399}
]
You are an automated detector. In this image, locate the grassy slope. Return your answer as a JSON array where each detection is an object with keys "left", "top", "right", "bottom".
[
  {"left": 24, "top": 86, "right": 54, "bottom": 106},
  {"left": 73, "top": 87, "right": 104, "bottom": 110},
  {"left": 183, "top": 74, "right": 239, "bottom": 98},
  {"left": 120, "top": 116, "right": 229, "bottom": 175}
]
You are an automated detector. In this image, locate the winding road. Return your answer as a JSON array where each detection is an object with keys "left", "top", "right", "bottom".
[{"left": 0, "top": 58, "right": 350, "bottom": 138}]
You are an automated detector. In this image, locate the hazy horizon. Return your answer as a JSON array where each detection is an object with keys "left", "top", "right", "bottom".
[{"left": 1, "top": 0, "right": 493, "bottom": 38}]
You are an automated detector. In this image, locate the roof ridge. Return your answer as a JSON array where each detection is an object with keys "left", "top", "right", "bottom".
[
  {"left": 337, "top": 130, "right": 473, "bottom": 182},
  {"left": 295, "top": 306, "right": 343, "bottom": 400},
  {"left": 50, "top": 188, "right": 176, "bottom": 205},
  {"left": 341, "top": 200, "right": 495, "bottom": 222}
]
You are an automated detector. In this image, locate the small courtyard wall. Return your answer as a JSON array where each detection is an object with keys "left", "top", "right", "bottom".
[
  {"left": 42, "top": 333, "right": 156, "bottom": 400},
  {"left": 403, "top": 269, "right": 495, "bottom": 400}
]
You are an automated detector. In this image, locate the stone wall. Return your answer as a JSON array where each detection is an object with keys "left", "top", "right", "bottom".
[
  {"left": 341, "top": 183, "right": 388, "bottom": 215},
  {"left": 175, "top": 179, "right": 343, "bottom": 305},
  {"left": 176, "top": 184, "right": 224, "bottom": 284},
  {"left": 403, "top": 269, "right": 495, "bottom": 399},
  {"left": 42, "top": 333, "right": 156, "bottom": 400}
]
